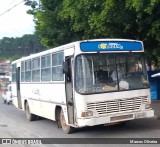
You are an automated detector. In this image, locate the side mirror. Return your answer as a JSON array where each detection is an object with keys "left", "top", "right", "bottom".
[
  {"left": 63, "top": 60, "right": 72, "bottom": 82},
  {"left": 63, "top": 61, "right": 69, "bottom": 75}
]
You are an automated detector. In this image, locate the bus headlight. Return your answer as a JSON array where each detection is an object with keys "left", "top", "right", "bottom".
[
  {"left": 145, "top": 104, "right": 151, "bottom": 109},
  {"left": 81, "top": 111, "right": 93, "bottom": 117}
]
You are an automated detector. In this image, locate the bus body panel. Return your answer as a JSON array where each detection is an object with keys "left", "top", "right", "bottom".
[{"left": 12, "top": 82, "right": 66, "bottom": 120}]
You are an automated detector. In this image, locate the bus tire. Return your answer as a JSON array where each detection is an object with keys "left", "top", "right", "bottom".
[
  {"left": 4, "top": 99, "right": 6, "bottom": 104},
  {"left": 60, "top": 109, "right": 74, "bottom": 134},
  {"left": 55, "top": 107, "right": 62, "bottom": 128},
  {"left": 25, "top": 102, "right": 36, "bottom": 121}
]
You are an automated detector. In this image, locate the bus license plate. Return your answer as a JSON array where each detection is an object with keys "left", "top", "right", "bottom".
[
  {"left": 136, "top": 112, "right": 146, "bottom": 118},
  {"left": 110, "top": 114, "right": 133, "bottom": 122}
]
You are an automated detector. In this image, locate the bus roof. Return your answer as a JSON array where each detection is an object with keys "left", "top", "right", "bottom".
[{"left": 12, "top": 39, "right": 143, "bottom": 64}]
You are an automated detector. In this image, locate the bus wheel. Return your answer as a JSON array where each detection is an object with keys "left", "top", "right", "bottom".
[
  {"left": 25, "top": 102, "right": 36, "bottom": 121},
  {"left": 60, "top": 109, "right": 74, "bottom": 134},
  {"left": 4, "top": 99, "right": 6, "bottom": 104}
]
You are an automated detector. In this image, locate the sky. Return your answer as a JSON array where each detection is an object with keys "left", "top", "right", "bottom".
[{"left": 0, "top": 0, "right": 35, "bottom": 39}]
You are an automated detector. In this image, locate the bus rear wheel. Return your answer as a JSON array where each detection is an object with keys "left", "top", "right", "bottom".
[
  {"left": 60, "top": 109, "right": 74, "bottom": 134},
  {"left": 25, "top": 102, "right": 36, "bottom": 121}
]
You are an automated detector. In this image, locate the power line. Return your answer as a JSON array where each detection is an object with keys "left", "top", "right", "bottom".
[
  {"left": 0, "top": 0, "right": 35, "bottom": 38},
  {"left": 0, "top": 0, "right": 24, "bottom": 17}
]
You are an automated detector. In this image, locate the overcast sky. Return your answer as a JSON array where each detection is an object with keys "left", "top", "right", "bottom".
[{"left": 0, "top": 0, "right": 35, "bottom": 39}]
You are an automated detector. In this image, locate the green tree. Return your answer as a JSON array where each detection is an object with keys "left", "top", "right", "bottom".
[
  {"left": 0, "top": 34, "right": 46, "bottom": 60},
  {"left": 25, "top": 0, "right": 82, "bottom": 47},
  {"left": 25, "top": 0, "right": 140, "bottom": 44},
  {"left": 60, "top": 0, "right": 138, "bottom": 39},
  {"left": 126, "top": 0, "right": 160, "bottom": 67}
]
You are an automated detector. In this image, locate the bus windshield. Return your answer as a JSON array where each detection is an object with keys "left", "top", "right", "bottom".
[{"left": 75, "top": 53, "right": 149, "bottom": 94}]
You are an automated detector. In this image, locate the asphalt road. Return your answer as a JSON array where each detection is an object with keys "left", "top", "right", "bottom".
[{"left": 0, "top": 96, "right": 160, "bottom": 147}]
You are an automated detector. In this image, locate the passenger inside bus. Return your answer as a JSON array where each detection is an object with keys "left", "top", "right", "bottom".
[
  {"left": 118, "top": 62, "right": 145, "bottom": 90},
  {"left": 111, "top": 64, "right": 125, "bottom": 82}
]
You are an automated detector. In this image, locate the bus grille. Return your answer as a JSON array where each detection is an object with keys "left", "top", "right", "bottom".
[{"left": 87, "top": 96, "right": 148, "bottom": 116}]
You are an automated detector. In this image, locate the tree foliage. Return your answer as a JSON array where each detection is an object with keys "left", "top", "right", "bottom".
[
  {"left": 126, "top": 0, "right": 160, "bottom": 66},
  {"left": 25, "top": 0, "right": 160, "bottom": 67},
  {"left": 25, "top": 0, "right": 82, "bottom": 47},
  {"left": 60, "top": 0, "right": 138, "bottom": 39},
  {"left": 0, "top": 34, "right": 46, "bottom": 61}
]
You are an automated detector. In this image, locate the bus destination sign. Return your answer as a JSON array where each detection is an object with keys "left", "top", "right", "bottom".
[{"left": 80, "top": 41, "right": 143, "bottom": 52}]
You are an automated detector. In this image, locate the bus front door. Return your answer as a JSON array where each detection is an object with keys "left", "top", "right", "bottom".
[
  {"left": 16, "top": 67, "right": 22, "bottom": 109},
  {"left": 64, "top": 56, "right": 74, "bottom": 125}
]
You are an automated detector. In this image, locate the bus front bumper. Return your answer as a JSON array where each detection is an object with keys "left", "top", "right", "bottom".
[{"left": 77, "top": 110, "right": 154, "bottom": 127}]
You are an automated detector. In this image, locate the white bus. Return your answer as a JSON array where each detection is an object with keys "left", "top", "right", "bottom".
[{"left": 11, "top": 39, "right": 154, "bottom": 133}]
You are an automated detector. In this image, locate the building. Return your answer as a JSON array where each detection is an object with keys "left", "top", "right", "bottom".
[
  {"left": 0, "top": 60, "right": 11, "bottom": 93},
  {"left": 0, "top": 60, "right": 11, "bottom": 76}
]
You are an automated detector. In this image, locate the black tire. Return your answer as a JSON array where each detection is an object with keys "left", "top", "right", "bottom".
[
  {"left": 7, "top": 102, "right": 9, "bottom": 105},
  {"left": 4, "top": 99, "right": 6, "bottom": 104},
  {"left": 25, "top": 102, "right": 36, "bottom": 121},
  {"left": 56, "top": 108, "right": 62, "bottom": 128},
  {"left": 60, "top": 109, "right": 74, "bottom": 134}
]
